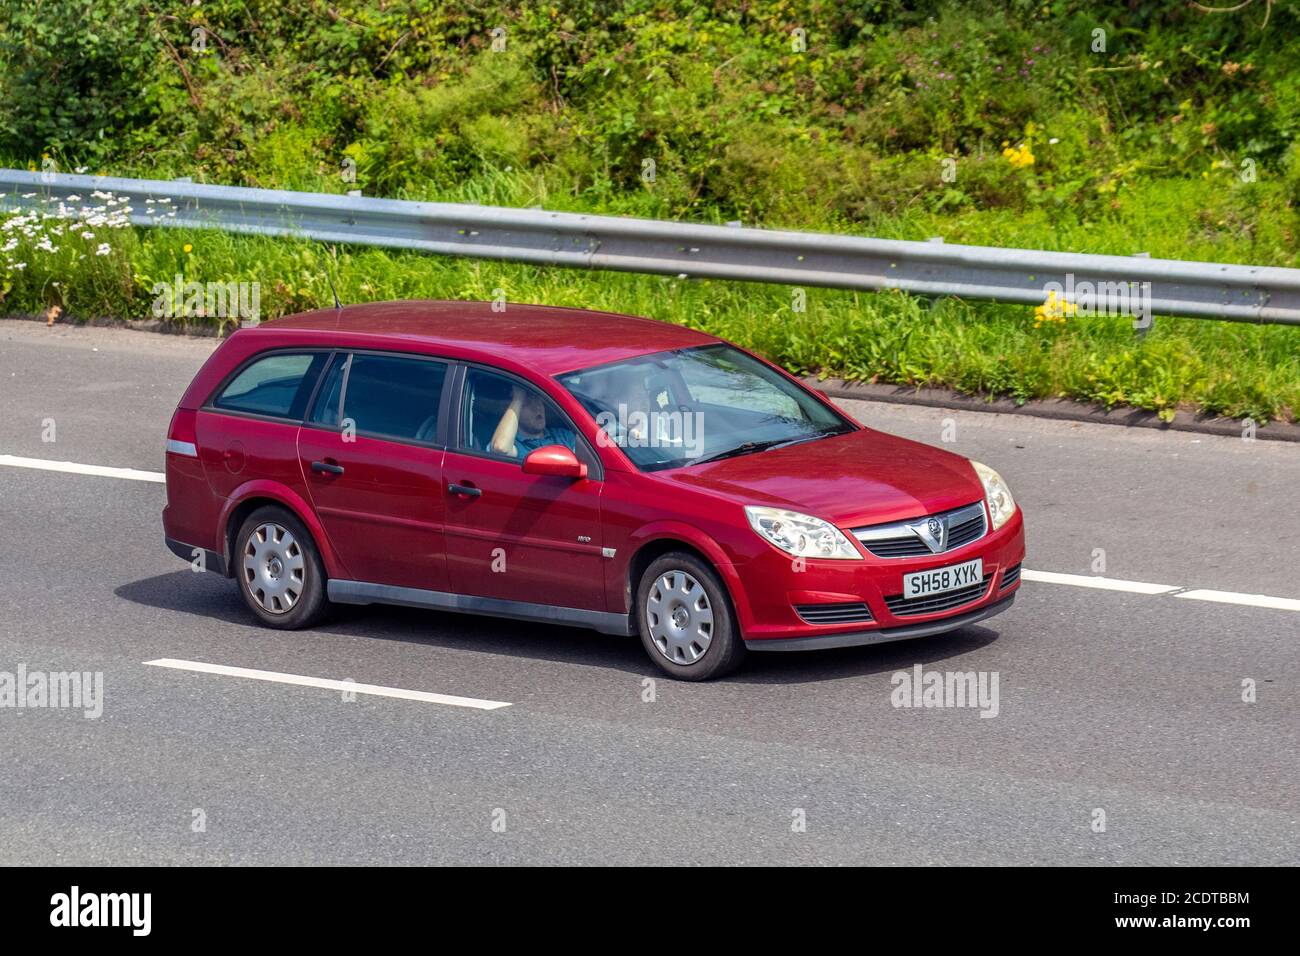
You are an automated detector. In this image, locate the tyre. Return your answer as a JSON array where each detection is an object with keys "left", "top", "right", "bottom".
[
  {"left": 234, "top": 506, "right": 329, "bottom": 629},
  {"left": 635, "top": 552, "right": 746, "bottom": 680}
]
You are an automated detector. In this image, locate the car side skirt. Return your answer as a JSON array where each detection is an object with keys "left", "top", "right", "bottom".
[
  {"left": 327, "top": 580, "right": 633, "bottom": 636},
  {"left": 746, "top": 593, "right": 1015, "bottom": 651}
]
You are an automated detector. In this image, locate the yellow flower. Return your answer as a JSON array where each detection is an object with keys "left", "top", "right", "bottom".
[
  {"left": 1033, "top": 290, "right": 1076, "bottom": 327},
  {"left": 1003, "top": 144, "right": 1035, "bottom": 168},
  {"left": 183, "top": 243, "right": 193, "bottom": 254}
]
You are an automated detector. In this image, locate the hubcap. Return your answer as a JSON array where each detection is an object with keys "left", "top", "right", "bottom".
[
  {"left": 242, "top": 522, "right": 306, "bottom": 614},
  {"left": 646, "top": 570, "right": 714, "bottom": 665}
]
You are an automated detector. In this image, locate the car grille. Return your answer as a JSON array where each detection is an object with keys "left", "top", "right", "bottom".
[
  {"left": 1001, "top": 563, "right": 1021, "bottom": 588},
  {"left": 884, "top": 574, "right": 992, "bottom": 617},
  {"left": 852, "top": 502, "right": 987, "bottom": 558},
  {"left": 794, "top": 602, "right": 874, "bottom": 625}
]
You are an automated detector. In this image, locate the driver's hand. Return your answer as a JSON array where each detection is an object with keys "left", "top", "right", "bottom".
[{"left": 509, "top": 385, "right": 526, "bottom": 407}]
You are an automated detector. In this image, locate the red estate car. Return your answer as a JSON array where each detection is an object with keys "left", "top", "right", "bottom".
[{"left": 163, "top": 301, "right": 1024, "bottom": 679}]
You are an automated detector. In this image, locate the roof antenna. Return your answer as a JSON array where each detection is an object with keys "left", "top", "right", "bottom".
[
  {"left": 326, "top": 272, "right": 342, "bottom": 311},
  {"left": 325, "top": 246, "right": 343, "bottom": 311}
]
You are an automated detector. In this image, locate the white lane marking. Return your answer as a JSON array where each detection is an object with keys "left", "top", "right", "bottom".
[
  {"left": 1173, "top": 589, "right": 1300, "bottom": 613},
  {"left": 0, "top": 454, "right": 164, "bottom": 483},
  {"left": 144, "top": 658, "right": 511, "bottom": 711},
  {"left": 1020, "top": 569, "right": 1176, "bottom": 595},
  {"left": 1022, "top": 568, "right": 1300, "bottom": 612}
]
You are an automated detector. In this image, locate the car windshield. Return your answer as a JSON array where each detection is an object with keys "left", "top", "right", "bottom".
[{"left": 557, "top": 344, "right": 854, "bottom": 472}]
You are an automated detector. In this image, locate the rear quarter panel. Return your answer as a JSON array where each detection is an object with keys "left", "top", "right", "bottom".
[{"left": 173, "top": 328, "right": 349, "bottom": 576}]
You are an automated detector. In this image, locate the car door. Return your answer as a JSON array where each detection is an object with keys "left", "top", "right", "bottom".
[
  {"left": 297, "top": 351, "right": 451, "bottom": 592},
  {"left": 441, "top": 364, "right": 606, "bottom": 613}
]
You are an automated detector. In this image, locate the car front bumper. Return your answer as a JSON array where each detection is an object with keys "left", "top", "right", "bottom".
[
  {"left": 733, "top": 506, "right": 1025, "bottom": 649},
  {"left": 744, "top": 593, "right": 1015, "bottom": 651}
]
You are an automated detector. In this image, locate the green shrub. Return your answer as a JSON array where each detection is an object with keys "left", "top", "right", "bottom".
[{"left": 0, "top": 1, "right": 160, "bottom": 160}]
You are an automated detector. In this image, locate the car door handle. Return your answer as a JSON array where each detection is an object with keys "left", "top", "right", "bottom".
[
  {"left": 448, "top": 482, "right": 481, "bottom": 498},
  {"left": 311, "top": 460, "right": 345, "bottom": 476}
]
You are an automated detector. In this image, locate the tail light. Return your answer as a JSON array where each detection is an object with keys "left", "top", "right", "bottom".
[{"left": 166, "top": 408, "right": 199, "bottom": 459}]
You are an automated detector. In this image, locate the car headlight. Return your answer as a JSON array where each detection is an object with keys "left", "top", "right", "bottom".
[
  {"left": 744, "top": 506, "right": 862, "bottom": 560},
  {"left": 971, "top": 460, "right": 1016, "bottom": 530}
]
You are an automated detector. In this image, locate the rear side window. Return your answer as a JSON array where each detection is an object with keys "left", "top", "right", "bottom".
[
  {"left": 212, "top": 352, "right": 327, "bottom": 420},
  {"left": 323, "top": 353, "right": 448, "bottom": 443}
]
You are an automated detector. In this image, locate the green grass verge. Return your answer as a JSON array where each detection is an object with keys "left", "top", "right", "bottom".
[{"left": 3, "top": 214, "right": 1295, "bottom": 424}]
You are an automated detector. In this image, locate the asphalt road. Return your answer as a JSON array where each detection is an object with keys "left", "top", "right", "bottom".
[{"left": 0, "top": 319, "right": 1296, "bottom": 865}]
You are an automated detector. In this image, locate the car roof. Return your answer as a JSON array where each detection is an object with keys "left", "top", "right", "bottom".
[{"left": 259, "top": 300, "right": 721, "bottom": 376}]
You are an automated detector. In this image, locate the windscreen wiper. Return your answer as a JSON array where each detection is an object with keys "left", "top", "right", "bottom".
[
  {"left": 689, "top": 437, "right": 805, "bottom": 466},
  {"left": 766, "top": 424, "right": 853, "bottom": 450}
]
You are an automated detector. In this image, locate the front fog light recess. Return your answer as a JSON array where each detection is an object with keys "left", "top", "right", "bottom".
[
  {"left": 744, "top": 506, "right": 861, "bottom": 560},
  {"left": 971, "top": 460, "right": 1016, "bottom": 530}
]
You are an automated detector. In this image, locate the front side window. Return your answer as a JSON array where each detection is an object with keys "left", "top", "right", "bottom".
[
  {"left": 557, "top": 344, "right": 852, "bottom": 471},
  {"left": 461, "top": 368, "right": 577, "bottom": 460},
  {"left": 213, "top": 352, "right": 327, "bottom": 420},
  {"left": 312, "top": 353, "right": 447, "bottom": 443}
]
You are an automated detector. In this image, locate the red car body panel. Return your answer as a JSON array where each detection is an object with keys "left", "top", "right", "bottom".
[
  {"left": 296, "top": 429, "right": 444, "bottom": 590},
  {"left": 669, "top": 428, "right": 985, "bottom": 526},
  {"left": 163, "top": 300, "right": 1024, "bottom": 650},
  {"left": 440, "top": 447, "right": 607, "bottom": 610}
]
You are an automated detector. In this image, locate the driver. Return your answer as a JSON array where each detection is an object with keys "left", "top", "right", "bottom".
[
  {"left": 490, "top": 384, "right": 576, "bottom": 458},
  {"left": 589, "top": 368, "right": 654, "bottom": 447}
]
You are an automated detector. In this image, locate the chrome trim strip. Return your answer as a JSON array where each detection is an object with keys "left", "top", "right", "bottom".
[
  {"left": 327, "top": 579, "right": 631, "bottom": 636},
  {"left": 166, "top": 439, "right": 198, "bottom": 458},
  {"left": 851, "top": 501, "right": 986, "bottom": 553}
]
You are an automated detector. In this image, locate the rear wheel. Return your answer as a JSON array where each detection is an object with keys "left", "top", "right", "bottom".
[
  {"left": 234, "top": 506, "right": 329, "bottom": 629},
  {"left": 635, "top": 552, "right": 746, "bottom": 680}
]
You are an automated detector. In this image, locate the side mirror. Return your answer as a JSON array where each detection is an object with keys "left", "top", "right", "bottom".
[{"left": 522, "top": 444, "right": 588, "bottom": 479}]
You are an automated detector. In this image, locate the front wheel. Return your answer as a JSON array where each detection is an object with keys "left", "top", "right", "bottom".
[
  {"left": 234, "top": 506, "right": 329, "bottom": 629},
  {"left": 635, "top": 552, "right": 746, "bottom": 680}
]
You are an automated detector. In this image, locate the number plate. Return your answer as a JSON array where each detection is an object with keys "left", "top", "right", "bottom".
[{"left": 902, "top": 558, "right": 983, "bottom": 599}]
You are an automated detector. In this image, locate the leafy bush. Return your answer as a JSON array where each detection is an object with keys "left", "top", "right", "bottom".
[{"left": 0, "top": 1, "right": 160, "bottom": 160}]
